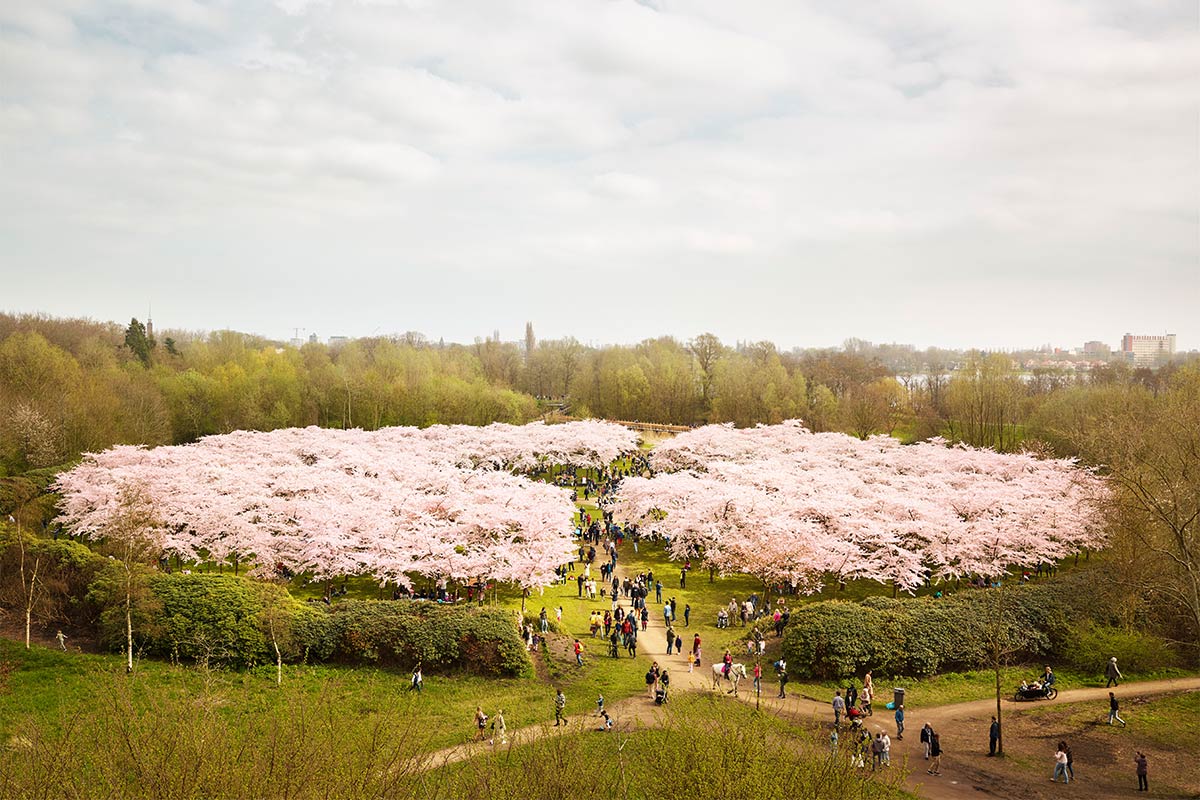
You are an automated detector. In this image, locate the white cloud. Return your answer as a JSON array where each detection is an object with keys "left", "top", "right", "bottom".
[{"left": 0, "top": 0, "right": 1197, "bottom": 350}]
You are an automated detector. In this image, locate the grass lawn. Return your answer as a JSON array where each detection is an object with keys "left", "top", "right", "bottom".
[{"left": 0, "top": 638, "right": 573, "bottom": 751}]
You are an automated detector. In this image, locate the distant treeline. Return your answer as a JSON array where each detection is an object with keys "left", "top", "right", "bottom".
[{"left": 0, "top": 312, "right": 1194, "bottom": 475}]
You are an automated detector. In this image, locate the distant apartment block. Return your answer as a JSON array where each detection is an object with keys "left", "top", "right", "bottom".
[
  {"left": 1082, "top": 340, "right": 1111, "bottom": 356},
  {"left": 1120, "top": 333, "right": 1176, "bottom": 366}
]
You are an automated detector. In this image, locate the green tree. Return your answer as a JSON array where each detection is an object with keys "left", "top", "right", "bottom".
[{"left": 124, "top": 318, "right": 156, "bottom": 367}]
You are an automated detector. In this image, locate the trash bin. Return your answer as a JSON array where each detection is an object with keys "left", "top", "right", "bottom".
[{"left": 893, "top": 687, "right": 905, "bottom": 709}]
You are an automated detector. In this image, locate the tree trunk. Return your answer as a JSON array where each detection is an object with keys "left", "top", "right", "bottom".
[
  {"left": 274, "top": 638, "right": 282, "bottom": 687},
  {"left": 126, "top": 579, "right": 134, "bottom": 674},
  {"left": 994, "top": 657, "right": 1003, "bottom": 755},
  {"left": 24, "top": 557, "right": 39, "bottom": 650}
]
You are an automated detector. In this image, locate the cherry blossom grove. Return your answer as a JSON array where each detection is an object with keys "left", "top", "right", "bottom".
[
  {"left": 612, "top": 421, "right": 1107, "bottom": 592},
  {"left": 54, "top": 421, "right": 638, "bottom": 588}
]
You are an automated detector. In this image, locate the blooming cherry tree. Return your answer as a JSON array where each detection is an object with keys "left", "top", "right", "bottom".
[
  {"left": 54, "top": 422, "right": 637, "bottom": 590},
  {"left": 613, "top": 421, "right": 1106, "bottom": 593}
]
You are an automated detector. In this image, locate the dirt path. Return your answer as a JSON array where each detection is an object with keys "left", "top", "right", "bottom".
[
  {"left": 416, "top": 655, "right": 1200, "bottom": 800},
  {"left": 417, "top": 530, "right": 1200, "bottom": 798}
]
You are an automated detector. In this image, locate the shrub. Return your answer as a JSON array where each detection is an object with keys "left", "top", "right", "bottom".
[
  {"left": 1061, "top": 624, "right": 1181, "bottom": 675},
  {"left": 91, "top": 573, "right": 531, "bottom": 676},
  {"left": 315, "top": 600, "right": 531, "bottom": 676},
  {"left": 0, "top": 530, "right": 107, "bottom": 627},
  {"left": 783, "top": 578, "right": 1117, "bottom": 680}
]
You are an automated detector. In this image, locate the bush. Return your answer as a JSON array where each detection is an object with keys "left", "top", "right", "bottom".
[
  {"left": 315, "top": 600, "right": 531, "bottom": 676},
  {"left": 147, "top": 574, "right": 275, "bottom": 666},
  {"left": 0, "top": 530, "right": 107, "bottom": 627},
  {"left": 92, "top": 573, "right": 531, "bottom": 676},
  {"left": 783, "top": 578, "right": 1110, "bottom": 680},
  {"left": 1061, "top": 624, "right": 1181, "bottom": 675}
]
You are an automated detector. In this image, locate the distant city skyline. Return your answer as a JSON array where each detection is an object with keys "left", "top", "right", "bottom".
[{"left": 2, "top": 1, "right": 1197, "bottom": 350}]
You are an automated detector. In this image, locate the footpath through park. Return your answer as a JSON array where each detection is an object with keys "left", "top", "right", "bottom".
[{"left": 413, "top": 532, "right": 1200, "bottom": 799}]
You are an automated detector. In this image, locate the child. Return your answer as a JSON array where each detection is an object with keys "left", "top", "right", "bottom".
[{"left": 596, "top": 694, "right": 605, "bottom": 716}]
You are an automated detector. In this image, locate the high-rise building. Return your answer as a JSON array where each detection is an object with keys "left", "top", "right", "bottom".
[
  {"left": 1082, "top": 340, "right": 1110, "bottom": 356},
  {"left": 1120, "top": 333, "right": 1176, "bottom": 366}
]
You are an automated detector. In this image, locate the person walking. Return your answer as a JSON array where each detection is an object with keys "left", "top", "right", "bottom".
[
  {"left": 655, "top": 580, "right": 662, "bottom": 603},
  {"left": 988, "top": 716, "right": 999, "bottom": 756},
  {"left": 921, "top": 723, "right": 933, "bottom": 759},
  {"left": 871, "top": 733, "right": 884, "bottom": 771},
  {"left": 491, "top": 708, "right": 507, "bottom": 745},
  {"left": 753, "top": 662, "right": 762, "bottom": 695},
  {"left": 474, "top": 706, "right": 489, "bottom": 741},
  {"left": 665, "top": 626, "right": 675, "bottom": 655},
  {"left": 881, "top": 732, "right": 891, "bottom": 767},
  {"left": 1062, "top": 741, "right": 1074, "bottom": 780},
  {"left": 574, "top": 639, "right": 584, "bottom": 666},
  {"left": 927, "top": 732, "right": 942, "bottom": 776},
  {"left": 894, "top": 704, "right": 904, "bottom": 740},
  {"left": 776, "top": 658, "right": 788, "bottom": 698},
  {"left": 684, "top": 603, "right": 691, "bottom": 627},
  {"left": 1105, "top": 656, "right": 1122, "bottom": 688},
  {"left": 410, "top": 662, "right": 423, "bottom": 693},
  {"left": 55, "top": 630, "right": 68, "bottom": 651},
  {"left": 1134, "top": 751, "right": 1148, "bottom": 792},
  {"left": 832, "top": 690, "right": 846, "bottom": 728},
  {"left": 1052, "top": 745, "right": 1070, "bottom": 783},
  {"left": 554, "top": 688, "right": 567, "bottom": 727},
  {"left": 1108, "top": 692, "right": 1126, "bottom": 727}
]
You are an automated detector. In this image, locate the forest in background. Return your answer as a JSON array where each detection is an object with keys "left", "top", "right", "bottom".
[{"left": 1, "top": 311, "right": 1195, "bottom": 476}]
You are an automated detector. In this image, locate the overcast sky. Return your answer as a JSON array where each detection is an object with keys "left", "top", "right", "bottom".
[{"left": 1, "top": 1, "right": 1197, "bottom": 351}]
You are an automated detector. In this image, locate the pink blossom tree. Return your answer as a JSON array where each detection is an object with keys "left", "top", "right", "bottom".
[
  {"left": 54, "top": 422, "right": 636, "bottom": 593},
  {"left": 613, "top": 421, "right": 1106, "bottom": 594}
]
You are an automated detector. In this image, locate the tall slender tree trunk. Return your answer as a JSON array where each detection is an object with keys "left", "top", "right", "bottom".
[
  {"left": 125, "top": 580, "right": 134, "bottom": 674},
  {"left": 24, "top": 557, "right": 39, "bottom": 649},
  {"left": 994, "top": 656, "right": 1003, "bottom": 755}
]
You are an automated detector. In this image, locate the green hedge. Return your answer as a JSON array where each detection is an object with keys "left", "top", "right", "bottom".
[
  {"left": 782, "top": 583, "right": 1075, "bottom": 679},
  {"left": 315, "top": 600, "right": 531, "bottom": 676},
  {"left": 96, "top": 573, "right": 530, "bottom": 676},
  {"left": 781, "top": 575, "right": 1184, "bottom": 680}
]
